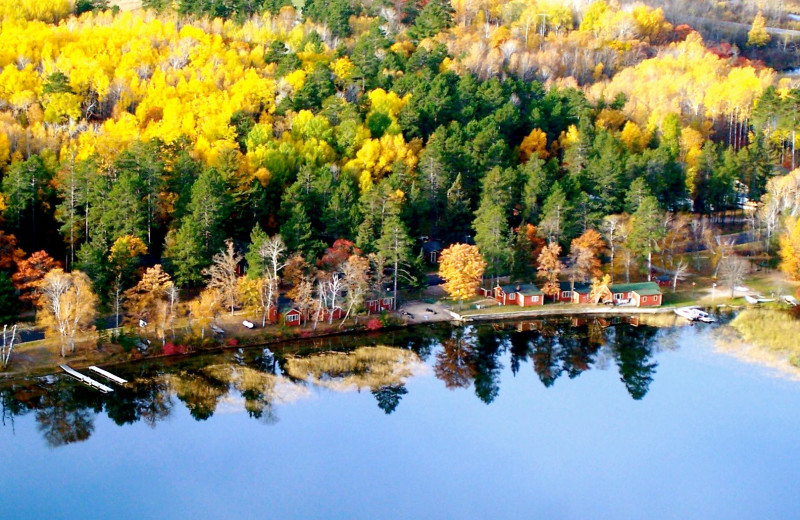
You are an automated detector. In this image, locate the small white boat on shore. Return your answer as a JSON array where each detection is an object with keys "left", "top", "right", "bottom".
[
  {"left": 783, "top": 295, "right": 799, "bottom": 307},
  {"left": 674, "top": 306, "right": 716, "bottom": 323}
]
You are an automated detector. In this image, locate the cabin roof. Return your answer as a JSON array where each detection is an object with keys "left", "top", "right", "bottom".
[
  {"left": 559, "top": 282, "right": 591, "bottom": 293},
  {"left": 501, "top": 284, "right": 542, "bottom": 295},
  {"left": 608, "top": 282, "right": 661, "bottom": 294}
]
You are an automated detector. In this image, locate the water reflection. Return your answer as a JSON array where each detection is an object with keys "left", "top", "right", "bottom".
[{"left": 0, "top": 318, "right": 664, "bottom": 446}]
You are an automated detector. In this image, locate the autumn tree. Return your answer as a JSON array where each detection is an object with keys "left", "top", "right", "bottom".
[
  {"left": 125, "top": 265, "right": 177, "bottom": 345},
  {"left": 37, "top": 269, "right": 98, "bottom": 357},
  {"left": 188, "top": 288, "right": 220, "bottom": 341},
  {"left": 204, "top": 240, "right": 242, "bottom": 315},
  {"left": 569, "top": 229, "right": 605, "bottom": 283},
  {"left": 748, "top": 11, "right": 770, "bottom": 47},
  {"left": 590, "top": 274, "right": 611, "bottom": 304},
  {"left": 0, "top": 232, "right": 24, "bottom": 271},
  {"left": 537, "top": 243, "right": 564, "bottom": 301},
  {"left": 108, "top": 235, "right": 147, "bottom": 328},
  {"left": 11, "top": 250, "right": 61, "bottom": 308},
  {"left": 779, "top": 217, "right": 800, "bottom": 280},
  {"left": 439, "top": 244, "right": 486, "bottom": 309}
]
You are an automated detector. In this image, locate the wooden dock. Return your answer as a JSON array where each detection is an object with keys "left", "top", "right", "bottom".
[
  {"left": 59, "top": 365, "right": 114, "bottom": 393},
  {"left": 89, "top": 365, "right": 128, "bottom": 385}
]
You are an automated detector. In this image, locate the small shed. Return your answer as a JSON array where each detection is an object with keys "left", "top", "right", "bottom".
[{"left": 282, "top": 306, "right": 304, "bottom": 326}]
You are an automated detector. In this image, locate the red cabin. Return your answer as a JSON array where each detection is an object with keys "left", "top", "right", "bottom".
[
  {"left": 366, "top": 297, "right": 394, "bottom": 313},
  {"left": 595, "top": 282, "right": 662, "bottom": 307},
  {"left": 282, "top": 307, "right": 304, "bottom": 326},
  {"left": 494, "top": 284, "right": 544, "bottom": 307},
  {"left": 558, "top": 282, "right": 591, "bottom": 304}
]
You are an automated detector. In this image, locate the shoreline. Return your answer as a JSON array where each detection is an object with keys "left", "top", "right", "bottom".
[{"left": 0, "top": 303, "right": 680, "bottom": 382}]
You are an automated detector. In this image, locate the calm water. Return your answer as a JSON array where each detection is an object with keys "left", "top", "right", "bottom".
[{"left": 1, "top": 318, "right": 799, "bottom": 520}]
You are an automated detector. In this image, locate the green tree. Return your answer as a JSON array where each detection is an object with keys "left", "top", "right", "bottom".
[
  {"left": 474, "top": 203, "right": 510, "bottom": 288},
  {"left": 280, "top": 202, "right": 323, "bottom": 261},
  {"left": 186, "top": 168, "right": 231, "bottom": 260},
  {"left": 0, "top": 272, "right": 19, "bottom": 324},
  {"left": 538, "top": 181, "right": 574, "bottom": 245},
  {"left": 2, "top": 155, "right": 51, "bottom": 247},
  {"left": 627, "top": 195, "right": 665, "bottom": 280},
  {"left": 409, "top": 0, "right": 454, "bottom": 41},
  {"left": 163, "top": 219, "right": 206, "bottom": 287}
]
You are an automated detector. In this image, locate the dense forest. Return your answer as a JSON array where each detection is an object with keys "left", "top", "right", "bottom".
[{"left": 1, "top": 0, "right": 800, "bottom": 350}]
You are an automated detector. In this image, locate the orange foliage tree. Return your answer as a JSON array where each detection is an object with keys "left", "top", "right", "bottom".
[
  {"left": 537, "top": 242, "right": 564, "bottom": 300},
  {"left": 11, "top": 250, "right": 61, "bottom": 307}
]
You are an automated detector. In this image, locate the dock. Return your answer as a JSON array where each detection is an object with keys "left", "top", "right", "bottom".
[
  {"left": 59, "top": 365, "right": 114, "bottom": 393},
  {"left": 89, "top": 365, "right": 128, "bottom": 385}
]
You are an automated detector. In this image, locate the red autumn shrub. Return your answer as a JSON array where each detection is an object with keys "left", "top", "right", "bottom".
[
  {"left": 162, "top": 342, "right": 189, "bottom": 356},
  {"left": 366, "top": 318, "right": 382, "bottom": 330}
]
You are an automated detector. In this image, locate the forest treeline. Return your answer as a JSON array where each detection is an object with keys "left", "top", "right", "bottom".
[{"left": 1, "top": 0, "right": 800, "bottom": 348}]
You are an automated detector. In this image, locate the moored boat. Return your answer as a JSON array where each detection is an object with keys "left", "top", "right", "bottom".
[{"left": 674, "top": 306, "right": 716, "bottom": 323}]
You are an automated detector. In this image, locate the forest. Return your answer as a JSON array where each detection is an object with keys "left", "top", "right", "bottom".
[{"left": 1, "top": 0, "right": 800, "bottom": 355}]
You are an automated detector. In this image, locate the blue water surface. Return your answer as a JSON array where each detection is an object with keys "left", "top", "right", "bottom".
[{"left": 1, "top": 323, "right": 798, "bottom": 520}]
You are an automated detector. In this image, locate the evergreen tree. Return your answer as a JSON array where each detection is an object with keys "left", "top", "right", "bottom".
[
  {"left": 538, "top": 182, "right": 574, "bottom": 245},
  {"left": 473, "top": 203, "right": 510, "bottom": 287},
  {"left": 280, "top": 202, "right": 323, "bottom": 261},
  {"left": 409, "top": 0, "right": 454, "bottom": 41},
  {"left": 186, "top": 168, "right": 231, "bottom": 260},
  {"left": 628, "top": 195, "right": 665, "bottom": 280},
  {"left": 163, "top": 219, "right": 206, "bottom": 287}
]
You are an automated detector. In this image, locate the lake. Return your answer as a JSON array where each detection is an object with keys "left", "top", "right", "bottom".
[{"left": 1, "top": 318, "right": 799, "bottom": 519}]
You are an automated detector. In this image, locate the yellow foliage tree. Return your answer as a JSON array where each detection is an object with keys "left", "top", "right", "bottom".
[
  {"left": 439, "top": 244, "right": 486, "bottom": 308},
  {"left": 780, "top": 217, "right": 800, "bottom": 280},
  {"left": 519, "top": 128, "right": 548, "bottom": 162},
  {"left": 748, "top": 11, "right": 770, "bottom": 48},
  {"left": 188, "top": 288, "right": 221, "bottom": 340}
]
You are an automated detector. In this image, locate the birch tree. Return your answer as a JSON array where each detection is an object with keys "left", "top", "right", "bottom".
[
  {"left": 246, "top": 227, "right": 287, "bottom": 326},
  {"left": 37, "top": 269, "right": 98, "bottom": 357}
]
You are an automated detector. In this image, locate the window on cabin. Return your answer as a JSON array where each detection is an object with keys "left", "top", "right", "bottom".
[
  {"left": 642, "top": 296, "right": 647, "bottom": 302},
  {"left": 561, "top": 291, "right": 570, "bottom": 298},
  {"left": 533, "top": 296, "right": 539, "bottom": 302}
]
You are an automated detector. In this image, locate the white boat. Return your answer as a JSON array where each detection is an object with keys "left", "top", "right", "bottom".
[
  {"left": 744, "top": 295, "right": 759, "bottom": 304},
  {"left": 674, "top": 306, "right": 717, "bottom": 323},
  {"left": 783, "top": 295, "right": 799, "bottom": 307}
]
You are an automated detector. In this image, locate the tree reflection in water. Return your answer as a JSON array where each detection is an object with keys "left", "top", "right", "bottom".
[{"left": 0, "top": 319, "right": 662, "bottom": 446}]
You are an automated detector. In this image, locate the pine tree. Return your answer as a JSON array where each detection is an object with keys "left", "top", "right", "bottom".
[{"left": 627, "top": 195, "right": 665, "bottom": 280}]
